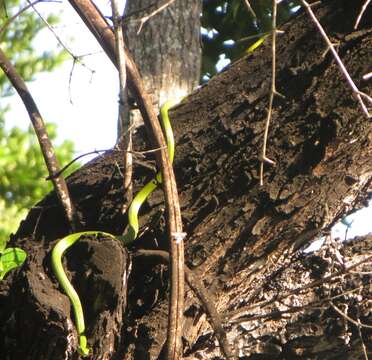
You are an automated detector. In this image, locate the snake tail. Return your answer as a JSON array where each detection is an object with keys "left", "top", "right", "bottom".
[
  {"left": 51, "top": 232, "right": 96, "bottom": 356},
  {"left": 51, "top": 99, "right": 181, "bottom": 356}
]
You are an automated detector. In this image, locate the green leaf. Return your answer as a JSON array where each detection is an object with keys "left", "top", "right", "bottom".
[{"left": 0, "top": 247, "right": 27, "bottom": 280}]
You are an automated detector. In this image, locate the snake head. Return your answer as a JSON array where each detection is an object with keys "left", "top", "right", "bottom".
[{"left": 78, "top": 335, "right": 90, "bottom": 357}]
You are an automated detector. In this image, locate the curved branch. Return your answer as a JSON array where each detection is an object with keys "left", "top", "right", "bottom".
[
  {"left": 0, "top": 47, "right": 77, "bottom": 230},
  {"left": 66, "top": 1, "right": 185, "bottom": 358}
]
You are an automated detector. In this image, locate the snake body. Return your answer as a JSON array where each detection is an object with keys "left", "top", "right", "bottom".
[{"left": 51, "top": 100, "right": 177, "bottom": 356}]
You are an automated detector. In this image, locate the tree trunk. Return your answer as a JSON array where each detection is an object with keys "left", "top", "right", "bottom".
[
  {"left": 1, "top": 1, "right": 371, "bottom": 359},
  {"left": 122, "top": 0, "right": 201, "bottom": 129}
]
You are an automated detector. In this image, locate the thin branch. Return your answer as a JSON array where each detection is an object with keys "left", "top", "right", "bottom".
[
  {"left": 67, "top": 52, "right": 97, "bottom": 104},
  {"left": 235, "top": 31, "right": 270, "bottom": 45},
  {"left": 243, "top": 0, "right": 257, "bottom": 19},
  {"left": 330, "top": 301, "right": 372, "bottom": 330},
  {"left": 130, "top": 145, "right": 168, "bottom": 155},
  {"left": 227, "top": 255, "right": 372, "bottom": 321},
  {"left": 46, "top": 149, "right": 110, "bottom": 179},
  {"left": 230, "top": 284, "right": 369, "bottom": 325},
  {"left": 136, "top": 0, "right": 176, "bottom": 34},
  {"left": 0, "top": 47, "right": 77, "bottom": 230},
  {"left": 301, "top": 0, "right": 372, "bottom": 118},
  {"left": 26, "top": 0, "right": 95, "bottom": 76},
  {"left": 330, "top": 301, "right": 371, "bottom": 360},
  {"left": 111, "top": 0, "right": 133, "bottom": 205},
  {"left": 46, "top": 144, "right": 168, "bottom": 182},
  {"left": 259, "top": 0, "right": 279, "bottom": 186},
  {"left": 363, "top": 71, "right": 372, "bottom": 81},
  {"left": 354, "top": 0, "right": 371, "bottom": 29},
  {"left": 356, "top": 307, "right": 369, "bottom": 360},
  {"left": 66, "top": 1, "right": 185, "bottom": 358},
  {"left": 122, "top": 1, "right": 158, "bottom": 19},
  {"left": 134, "top": 249, "right": 235, "bottom": 359}
]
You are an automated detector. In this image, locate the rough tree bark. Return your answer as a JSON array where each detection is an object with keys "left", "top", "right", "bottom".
[{"left": 0, "top": 1, "right": 371, "bottom": 359}]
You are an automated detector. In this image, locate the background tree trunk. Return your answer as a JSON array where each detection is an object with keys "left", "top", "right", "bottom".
[
  {"left": 0, "top": 1, "right": 371, "bottom": 359},
  {"left": 122, "top": 0, "right": 201, "bottom": 130}
]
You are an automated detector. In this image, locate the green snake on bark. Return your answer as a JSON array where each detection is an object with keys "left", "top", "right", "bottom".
[{"left": 51, "top": 100, "right": 178, "bottom": 356}]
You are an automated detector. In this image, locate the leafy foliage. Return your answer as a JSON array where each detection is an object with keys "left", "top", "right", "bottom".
[
  {"left": 0, "top": 121, "right": 78, "bottom": 248},
  {"left": 201, "top": 0, "right": 301, "bottom": 79},
  {"left": 0, "top": 0, "right": 76, "bottom": 248},
  {"left": 0, "top": 247, "right": 27, "bottom": 280},
  {"left": 0, "top": 123, "right": 76, "bottom": 209}
]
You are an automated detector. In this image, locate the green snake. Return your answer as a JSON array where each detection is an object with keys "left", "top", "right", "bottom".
[{"left": 51, "top": 100, "right": 177, "bottom": 356}]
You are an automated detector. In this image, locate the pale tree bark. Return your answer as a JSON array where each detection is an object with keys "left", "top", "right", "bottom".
[
  {"left": 0, "top": 0, "right": 371, "bottom": 359},
  {"left": 122, "top": 0, "right": 202, "bottom": 129}
]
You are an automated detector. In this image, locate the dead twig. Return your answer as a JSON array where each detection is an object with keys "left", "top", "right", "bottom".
[
  {"left": 301, "top": 0, "right": 372, "bottom": 118},
  {"left": 66, "top": 1, "right": 185, "bottom": 358},
  {"left": 122, "top": 1, "right": 157, "bottom": 19},
  {"left": 232, "top": 284, "right": 367, "bottom": 324},
  {"left": 363, "top": 72, "right": 372, "bottom": 81},
  {"left": 243, "top": 0, "right": 256, "bottom": 19},
  {"left": 330, "top": 302, "right": 370, "bottom": 360},
  {"left": 227, "top": 254, "right": 372, "bottom": 321},
  {"left": 111, "top": 0, "right": 133, "bottom": 205},
  {"left": 259, "top": 0, "right": 282, "bottom": 186},
  {"left": 0, "top": 47, "right": 77, "bottom": 230},
  {"left": 26, "top": 0, "right": 95, "bottom": 103},
  {"left": 26, "top": 0, "right": 94, "bottom": 75},
  {"left": 136, "top": 0, "right": 176, "bottom": 34},
  {"left": 354, "top": 0, "right": 371, "bottom": 29},
  {"left": 330, "top": 301, "right": 372, "bottom": 330}
]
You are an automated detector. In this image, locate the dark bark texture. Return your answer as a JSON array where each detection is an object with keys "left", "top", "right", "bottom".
[{"left": 1, "top": 1, "right": 371, "bottom": 359}]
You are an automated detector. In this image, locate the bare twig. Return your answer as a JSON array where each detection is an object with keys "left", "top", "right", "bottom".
[
  {"left": 330, "top": 301, "right": 371, "bottom": 360},
  {"left": 330, "top": 301, "right": 372, "bottom": 330},
  {"left": 301, "top": 0, "right": 372, "bottom": 118},
  {"left": 0, "top": 47, "right": 77, "bottom": 230},
  {"left": 26, "top": 0, "right": 95, "bottom": 75},
  {"left": 122, "top": 1, "right": 157, "bottom": 19},
  {"left": 259, "top": 0, "right": 280, "bottom": 186},
  {"left": 46, "top": 149, "right": 112, "bottom": 179},
  {"left": 227, "top": 255, "right": 372, "bottom": 321},
  {"left": 243, "top": 0, "right": 256, "bottom": 19},
  {"left": 27, "top": 0, "right": 97, "bottom": 104},
  {"left": 235, "top": 31, "right": 270, "bottom": 45},
  {"left": 354, "top": 0, "right": 371, "bottom": 29},
  {"left": 356, "top": 307, "right": 369, "bottom": 360},
  {"left": 46, "top": 143, "right": 169, "bottom": 180},
  {"left": 111, "top": 0, "right": 133, "bottom": 205},
  {"left": 130, "top": 145, "right": 168, "bottom": 155},
  {"left": 136, "top": 0, "right": 176, "bottom": 34},
  {"left": 67, "top": 1, "right": 185, "bottom": 358},
  {"left": 363, "top": 72, "right": 372, "bottom": 81},
  {"left": 232, "top": 284, "right": 367, "bottom": 324},
  {"left": 134, "top": 249, "right": 235, "bottom": 359},
  {"left": 231, "top": 283, "right": 371, "bottom": 328}
]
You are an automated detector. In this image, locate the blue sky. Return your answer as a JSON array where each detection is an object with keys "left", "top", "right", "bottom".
[{"left": 5, "top": 1, "right": 120, "bottom": 158}]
